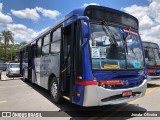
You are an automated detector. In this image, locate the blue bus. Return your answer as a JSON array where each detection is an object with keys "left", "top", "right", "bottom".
[
  {"left": 143, "top": 41, "right": 160, "bottom": 80},
  {"left": 20, "top": 5, "right": 147, "bottom": 107}
]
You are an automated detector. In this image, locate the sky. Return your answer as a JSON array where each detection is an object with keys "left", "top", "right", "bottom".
[{"left": 0, "top": 0, "right": 160, "bottom": 45}]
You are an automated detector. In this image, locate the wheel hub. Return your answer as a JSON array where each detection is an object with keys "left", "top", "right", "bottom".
[{"left": 51, "top": 82, "right": 58, "bottom": 99}]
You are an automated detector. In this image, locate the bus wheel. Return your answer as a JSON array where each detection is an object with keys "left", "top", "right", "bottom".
[{"left": 50, "top": 77, "right": 62, "bottom": 103}]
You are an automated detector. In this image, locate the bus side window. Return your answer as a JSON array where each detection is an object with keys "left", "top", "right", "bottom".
[
  {"left": 36, "top": 38, "right": 42, "bottom": 57},
  {"left": 144, "top": 48, "right": 148, "bottom": 58},
  {"left": 51, "top": 40, "right": 60, "bottom": 54},
  {"left": 51, "top": 28, "right": 61, "bottom": 42},
  {"left": 42, "top": 34, "right": 50, "bottom": 55},
  {"left": 23, "top": 48, "right": 28, "bottom": 59},
  {"left": 50, "top": 28, "right": 61, "bottom": 54},
  {"left": 32, "top": 42, "right": 36, "bottom": 58}
]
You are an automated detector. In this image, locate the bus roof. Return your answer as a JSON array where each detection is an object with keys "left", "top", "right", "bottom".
[{"left": 20, "top": 5, "right": 139, "bottom": 50}]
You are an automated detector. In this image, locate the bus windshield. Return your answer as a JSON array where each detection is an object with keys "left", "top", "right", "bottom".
[
  {"left": 144, "top": 47, "right": 160, "bottom": 67},
  {"left": 89, "top": 23, "right": 144, "bottom": 70}
]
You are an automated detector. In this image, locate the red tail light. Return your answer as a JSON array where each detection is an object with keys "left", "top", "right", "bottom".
[
  {"left": 156, "top": 62, "right": 160, "bottom": 66},
  {"left": 147, "top": 69, "right": 155, "bottom": 73},
  {"left": 76, "top": 76, "right": 82, "bottom": 80}
]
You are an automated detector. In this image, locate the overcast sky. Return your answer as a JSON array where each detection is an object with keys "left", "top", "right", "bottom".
[{"left": 0, "top": 0, "right": 159, "bottom": 45}]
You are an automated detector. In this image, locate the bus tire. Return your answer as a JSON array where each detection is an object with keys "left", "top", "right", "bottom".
[{"left": 50, "top": 77, "right": 62, "bottom": 103}]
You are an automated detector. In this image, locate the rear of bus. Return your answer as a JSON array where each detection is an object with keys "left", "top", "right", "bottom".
[
  {"left": 77, "top": 6, "right": 147, "bottom": 106},
  {"left": 143, "top": 42, "right": 160, "bottom": 80}
]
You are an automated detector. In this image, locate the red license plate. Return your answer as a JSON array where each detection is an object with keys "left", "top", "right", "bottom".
[{"left": 122, "top": 90, "right": 132, "bottom": 97}]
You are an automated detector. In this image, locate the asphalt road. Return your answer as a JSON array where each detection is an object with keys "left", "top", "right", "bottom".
[{"left": 0, "top": 71, "right": 160, "bottom": 120}]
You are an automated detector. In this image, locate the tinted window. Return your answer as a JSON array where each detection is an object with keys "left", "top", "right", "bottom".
[
  {"left": 32, "top": 42, "right": 36, "bottom": 58},
  {"left": 23, "top": 48, "right": 28, "bottom": 59},
  {"left": 85, "top": 7, "right": 138, "bottom": 30},
  {"left": 36, "top": 38, "right": 42, "bottom": 57}
]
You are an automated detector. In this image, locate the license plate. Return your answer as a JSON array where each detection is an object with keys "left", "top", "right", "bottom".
[
  {"left": 122, "top": 90, "right": 132, "bottom": 97},
  {"left": 104, "top": 64, "right": 119, "bottom": 69}
]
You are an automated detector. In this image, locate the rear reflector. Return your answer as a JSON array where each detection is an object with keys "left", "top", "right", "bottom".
[
  {"left": 77, "top": 93, "right": 81, "bottom": 97},
  {"left": 93, "top": 77, "right": 97, "bottom": 81}
]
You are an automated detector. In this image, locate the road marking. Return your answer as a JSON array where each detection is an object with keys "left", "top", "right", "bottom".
[
  {"left": 89, "top": 82, "right": 160, "bottom": 120},
  {"left": 0, "top": 101, "right": 7, "bottom": 104},
  {"left": 100, "top": 82, "right": 160, "bottom": 120},
  {"left": 0, "top": 84, "right": 26, "bottom": 89}
]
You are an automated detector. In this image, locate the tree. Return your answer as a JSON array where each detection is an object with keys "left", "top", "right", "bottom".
[
  {"left": 20, "top": 41, "right": 27, "bottom": 46},
  {"left": 0, "top": 30, "right": 14, "bottom": 61}
]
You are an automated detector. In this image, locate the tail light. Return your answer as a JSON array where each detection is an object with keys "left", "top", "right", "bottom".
[
  {"left": 156, "top": 62, "right": 160, "bottom": 66},
  {"left": 76, "top": 76, "right": 82, "bottom": 80},
  {"left": 147, "top": 69, "right": 155, "bottom": 74}
]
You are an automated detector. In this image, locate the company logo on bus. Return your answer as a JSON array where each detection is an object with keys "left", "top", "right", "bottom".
[{"left": 121, "top": 80, "right": 129, "bottom": 86}]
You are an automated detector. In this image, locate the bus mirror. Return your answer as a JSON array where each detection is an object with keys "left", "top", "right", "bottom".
[
  {"left": 77, "top": 17, "right": 90, "bottom": 47},
  {"left": 77, "top": 16, "right": 90, "bottom": 38},
  {"left": 77, "top": 16, "right": 89, "bottom": 22},
  {"left": 82, "top": 21, "right": 90, "bottom": 38}
]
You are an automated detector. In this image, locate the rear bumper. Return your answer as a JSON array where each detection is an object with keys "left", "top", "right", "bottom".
[{"left": 83, "top": 79, "right": 147, "bottom": 107}]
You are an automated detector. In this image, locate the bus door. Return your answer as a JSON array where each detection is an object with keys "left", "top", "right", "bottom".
[
  {"left": 60, "top": 21, "right": 82, "bottom": 101},
  {"left": 20, "top": 50, "right": 23, "bottom": 75},
  {"left": 28, "top": 46, "right": 32, "bottom": 81}
]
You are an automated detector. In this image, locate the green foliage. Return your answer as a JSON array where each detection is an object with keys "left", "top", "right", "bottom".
[
  {"left": 0, "top": 30, "right": 27, "bottom": 61},
  {"left": 20, "top": 41, "right": 27, "bottom": 46}
]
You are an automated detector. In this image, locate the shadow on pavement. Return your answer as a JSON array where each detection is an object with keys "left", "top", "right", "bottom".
[
  {"left": 147, "top": 83, "right": 160, "bottom": 88},
  {"left": 20, "top": 78, "right": 147, "bottom": 119}
]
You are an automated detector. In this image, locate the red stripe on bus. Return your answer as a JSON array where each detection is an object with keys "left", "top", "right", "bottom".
[
  {"left": 124, "top": 29, "right": 138, "bottom": 36},
  {"left": 76, "top": 81, "right": 97, "bottom": 86}
]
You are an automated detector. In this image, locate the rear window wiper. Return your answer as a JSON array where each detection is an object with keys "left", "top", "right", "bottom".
[{"left": 102, "top": 21, "right": 118, "bottom": 46}]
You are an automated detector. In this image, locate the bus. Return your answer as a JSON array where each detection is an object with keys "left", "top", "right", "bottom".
[
  {"left": 20, "top": 5, "right": 147, "bottom": 107},
  {"left": 142, "top": 41, "right": 160, "bottom": 80}
]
